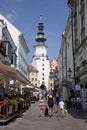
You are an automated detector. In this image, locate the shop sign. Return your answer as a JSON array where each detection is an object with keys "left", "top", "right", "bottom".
[{"left": 75, "top": 85, "right": 81, "bottom": 90}]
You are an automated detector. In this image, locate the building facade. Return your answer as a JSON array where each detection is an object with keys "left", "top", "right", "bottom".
[
  {"left": 0, "top": 18, "right": 17, "bottom": 95},
  {"left": 0, "top": 19, "right": 17, "bottom": 65},
  {"left": 32, "top": 16, "right": 50, "bottom": 90},
  {"left": 0, "top": 14, "right": 30, "bottom": 95},
  {"left": 0, "top": 14, "right": 29, "bottom": 78},
  {"left": 57, "top": 15, "right": 75, "bottom": 100},
  {"left": 28, "top": 66, "right": 39, "bottom": 88},
  {"left": 68, "top": 0, "right": 87, "bottom": 88},
  {"left": 48, "top": 71, "right": 54, "bottom": 90}
]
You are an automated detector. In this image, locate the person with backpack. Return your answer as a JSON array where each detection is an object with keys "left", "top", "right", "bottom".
[{"left": 47, "top": 92, "right": 54, "bottom": 117}]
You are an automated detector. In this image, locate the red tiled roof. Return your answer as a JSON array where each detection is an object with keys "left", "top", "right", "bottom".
[{"left": 28, "top": 66, "right": 38, "bottom": 72}]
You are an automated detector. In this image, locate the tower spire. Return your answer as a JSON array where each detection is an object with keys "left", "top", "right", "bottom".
[
  {"left": 32, "top": 16, "right": 50, "bottom": 90},
  {"left": 40, "top": 15, "right": 42, "bottom": 21},
  {"left": 35, "top": 15, "right": 46, "bottom": 45}
]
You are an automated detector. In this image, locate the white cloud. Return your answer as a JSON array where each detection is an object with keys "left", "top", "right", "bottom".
[{"left": 6, "top": 11, "right": 17, "bottom": 23}]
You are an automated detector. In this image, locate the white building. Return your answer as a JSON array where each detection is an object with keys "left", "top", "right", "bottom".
[
  {"left": 63, "top": 15, "right": 75, "bottom": 100},
  {"left": 0, "top": 19, "right": 17, "bottom": 64},
  {"left": 64, "top": 16, "right": 74, "bottom": 82},
  {"left": 0, "top": 18, "right": 17, "bottom": 95},
  {"left": 0, "top": 14, "right": 29, "bottom": 78},
  {"left": 57, "top": 15, "right": 75, "bottom": 100},
  {"left": 32, "top": 16, "right": 50, "bottom": 90}
]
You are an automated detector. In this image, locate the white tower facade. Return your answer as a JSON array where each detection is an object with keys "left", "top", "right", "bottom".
[{"left": 32, "top": 16, "right": 50, "bottom": 90}]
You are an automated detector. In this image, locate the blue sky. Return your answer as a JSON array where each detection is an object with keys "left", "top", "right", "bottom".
[{"left": 0, "top": 0, "right": 70, "bottom": 64}]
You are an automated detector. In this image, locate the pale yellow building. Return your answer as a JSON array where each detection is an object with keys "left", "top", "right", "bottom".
[
  {"left": 48, "top": 72, "right": 54, "bottom": 90},
  {"left": 28, "top": 66, "right": 39, "bottom": 88}
]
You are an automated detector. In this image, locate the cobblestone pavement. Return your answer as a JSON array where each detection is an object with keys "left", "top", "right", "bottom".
[{"left": 0, "top": 101, "right": 87, "bottom": 130}]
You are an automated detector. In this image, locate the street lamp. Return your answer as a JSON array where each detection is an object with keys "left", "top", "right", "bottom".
[{"left": 67, "top": 68, "right": 72, "bottom": 78}]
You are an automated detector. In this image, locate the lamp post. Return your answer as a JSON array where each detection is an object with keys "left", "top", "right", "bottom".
[{"left": 67, "top": 68, "right": 72, "bottom": 78}]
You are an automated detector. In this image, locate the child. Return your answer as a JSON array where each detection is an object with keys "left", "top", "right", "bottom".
[
  {"left": 39, "top": 99, "right": 45, "bottom": 117},
  {"left": 44, "top": 105, "right": 49, "bottom": 116}
]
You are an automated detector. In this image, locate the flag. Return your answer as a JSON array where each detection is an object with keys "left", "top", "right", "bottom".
[
  {"left": 54, "top": 74, "right": 58, "bottom": 80},
  {"left": 50, "top": 59, "right": 58, "bottom": 72}
]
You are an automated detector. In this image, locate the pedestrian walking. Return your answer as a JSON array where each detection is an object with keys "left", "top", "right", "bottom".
[
  {"left": 39, "top": 99, "right": 45, "bottom": 117},
  {"left": 59, "top": 98, "right": 65, "bottom": 118},
  {"left": 39, "top": 93, "right": 43, "bottom": 100},
  {"left": 47, "top": 92, "right": 54, "bottom": 117}
]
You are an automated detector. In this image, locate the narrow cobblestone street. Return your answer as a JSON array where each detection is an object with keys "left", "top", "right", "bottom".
[{"left": 0, "top": 101, "right": 87, "bottom": 130}]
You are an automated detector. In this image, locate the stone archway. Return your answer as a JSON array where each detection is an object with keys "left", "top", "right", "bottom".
[{"left": 40, "top": 84, "right": 46, "bottom": 90}]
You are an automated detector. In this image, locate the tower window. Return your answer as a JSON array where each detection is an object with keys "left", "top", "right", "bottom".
[
  {"left": 42, "top": 68, "right": 44, "bottom": 71},
  {"left": 35, "top": 78, "right": 37, "bottom": 81},
  {"left": 35, "top": 83, "right": 37, "bottom": 86},
  {"left": 42, "top": 54, "right": 44, "bottom": 56},
  {"left": 50, "top": 83, "right": 53, "bottom": 87},
  {"left": 32, "top": 78, "right": 34, "bottom": 81},
  {"left": 42, "top": 73, "right": 44, "bottom": 76},
  {"left": 42, "top": 78, "right": 44, "bottom": 80}
]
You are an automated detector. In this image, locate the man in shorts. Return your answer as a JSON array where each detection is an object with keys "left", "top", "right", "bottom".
[{"left": 59, "top": 99, "right": 65, "bottom": 118}]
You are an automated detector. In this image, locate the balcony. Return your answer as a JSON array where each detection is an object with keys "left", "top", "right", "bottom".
[
  {"left": 75, "top": 66, "right": 80, "bottom": 72},
  {"left": 81, "top": 60, "right": 87, "bottom": 66},
  {"left": 75, "top": 62, "right": 87, "bottom": 77}
]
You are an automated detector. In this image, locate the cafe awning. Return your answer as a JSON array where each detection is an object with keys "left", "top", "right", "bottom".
[
  {"left": 22, "top": 85, "right": 35, "bottom": 91},
  {"left": 10, "top": 81, "right": 22, "bottom": 88},
  {"left": 0, "top": 63, "right": 30, "bottom": 85},
  {"left": 34, "top": 87, "right": 40, "bottom": 92}
]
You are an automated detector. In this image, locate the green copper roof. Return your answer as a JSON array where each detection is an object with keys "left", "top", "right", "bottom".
[{"left": 35, "top": 15, "right": 47, "bottom": 45}]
